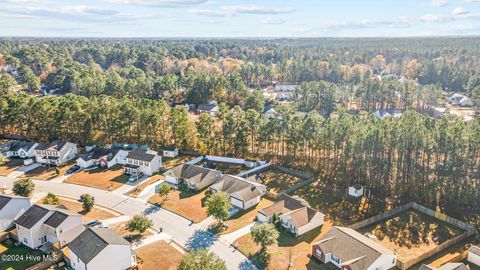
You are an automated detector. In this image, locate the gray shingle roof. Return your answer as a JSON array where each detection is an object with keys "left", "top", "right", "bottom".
[
  {"left": 258, "top": 193, "right": 306, "bottom": 217},
  {"left": 469, "top": 245, "right": 480, "bottom": 256},
  {"left": 165, "top": 164, "right": 221, "bottom": 185},
  {"left": 79, "top": 147, "right": 120, "bottom": 162},
  {"left": 7, "top": 141, "right": 36, "bottom": 152},
  {"left": 212, "top": 175, "right": 264, "bottom": 202},
  {"left": 69, "top": 227, "right": 130, "bottom": 264},
  {"left": 0, "top": 195, "right": 12, "bottom": 211},
  {"left": 126, "top": 148, "right": 157, "bottom": 162},
  {"left": 44, "top": 211, "right": 68, "bottom": 228},
  {"left": 35, "top": 140, "right": 68, "bottom": 151},
  {"left": 15, "top": 205, "right": 49, "bottom": 229}
]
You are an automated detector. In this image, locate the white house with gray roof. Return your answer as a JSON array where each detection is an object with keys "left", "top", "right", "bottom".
[
  {"left": 77, "top": 147, "right": 128, "bottom": 169},
  {"left": 0, "top": 141, "right": 38, "bottom": 159},
  {"left": 0, "top": 194, "right": 31, "bottom": 230},
  {"left": 312, "top": 226, "right": 397, "bottom": 270},
  {"left": 210, "top": 175, "right": 266, "bottom": 210},
  {"left": 123, "top": 148, "right": 162, "bottom": 176},
  {"left": 34, "top": 140, "right": 78, "bottom": 166},
  {"left": 15, "top": 204, "right": 83, "bottom": 249},
  {"left": 68, "top": 227, "right": 136, "bottom": 270},
  {"left": 164, "top": 164, "right": 222, "bottom": 190}
]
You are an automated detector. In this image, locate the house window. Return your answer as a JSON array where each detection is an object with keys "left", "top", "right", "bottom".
[
  {"left": 23, "top": 237, "right": 28, "bottom": 244},
  {"left": 39, "top": 235, "right": 47, "bottom": 244},
  {"left": 315, "top": 249, "right": 322, "bottom": 258},
  {"left": 331, "top": 254, "right": 341, "bottom": 265}
]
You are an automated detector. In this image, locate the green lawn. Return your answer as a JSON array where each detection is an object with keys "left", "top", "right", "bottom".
[{"left": 0, "top": 240, "right": 46, "bottom": 270}]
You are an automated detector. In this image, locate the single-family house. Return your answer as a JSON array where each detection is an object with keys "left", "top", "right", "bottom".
[
  {"left": 274, "top": 84, "right": 298, "bottom": 92},
  {"left": 68, "top": 227, "right": 136, "bottom": 270},
  {"left": 210, "top": 175, "right": 267, "bottom": 210},
  {"left": 15, "top": 204, "right": 83, "bottom": 249},
  {"left": 0, "top": 194, "right": 32, "bottom": 230},
  {"left": 197, "top": 102, "right": 219, "bottom": 116},
  {"left": 123, "top": 148, "right": 162, "bottom": 177},
  {"left": 0, "top": 141, "right": 38, "bottom": 159},
  {"left": 348, "top": 184, "right": 364, "bottom": 198},
  {"left": 162, "top": 146, "right": 179, "bottom": 158},
  {"left": 263, "top": 106, "right": 277, "bottom": 118},
  {"left": 257, "top": 193, "right": 325, "bottom": 236},
  {"left": 468, "top": 245, "right": 480, "bottom": 266},
  {"left": 374, "top": 109, "right": 404, "bottom": 120},
  {"left": 77, "top": 147, "right": 128, "bottom": 169},
  {"left": 419, "top": 263, "right": 469, "bottom": 270},
  {"left": 312, "top": 226, "right": 397, "bottom": 270},
  {"left": 164, "top": 164, "right": 222, "bottom": 190},
  {"left": 448, "top": 93, "right": 473, "bottom": 107},
  {"left": 34, "top": 141, "right": 78, "bottom": 166}
]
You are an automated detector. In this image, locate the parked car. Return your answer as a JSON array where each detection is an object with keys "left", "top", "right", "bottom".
[
  {"left": 67, "top": 165, "right": 80, "bottom": 174},
  {"left": 129, "top": 172, "right": 144, "bottom": 182},
  {"left": 85, "top": 220, "right": 102, "bottom": 227}
]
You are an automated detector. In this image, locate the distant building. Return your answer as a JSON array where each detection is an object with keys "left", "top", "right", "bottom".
[
  {"left": 468, "top": 245, "right": 480, "bottom": 266},
  {"left": 210, "top": 175, "right": 266, "bottom": 210},
  {"left": 0, "top": 141, "right": 38, "bottom": 159},
  {"left": 257, "top": 193, "right": 324, "bottom": 236},
  {"left": 124, "top": 148, "right": 162, "bottom": 177},
  {"left": 312, "top": 226, "right": 397, "bottom": 270},
  {"left": 77, "top": 147, "right": 128, "bottom": 169},
  {"left": 419, "top": 263, "right": 469, "bottom": 270},
  {"left": 263, "top": 105, "right": 277, "bottom": 118},
  {"left": 0, "top": 194, "right": 31, "bottom": 230},
  {"left": 34, "top": 141, "right": 78, "bottom": 166},
  {"left": 348, "top": 184, "right": 364, "bottom": 198},
  {"left": 274, "top": 84, "right": 298, "bottom": 92},
  {"left": 15, "top": 204, "right": 83, "bottom": 249},
  {"left": 68, "top": 227, "right": 137, "bottom": 270},
  {"left": 374, "top": 109, "right": 404, "bottom": 120},
  {"left": 161, "top": 146, "right": 179, "bottom": 158},
  {"left": 448, "top": 93, "right": 473, "bottom": 107},
  {"left": 197, "top": 101, "right": 219, "bottom": 116}
]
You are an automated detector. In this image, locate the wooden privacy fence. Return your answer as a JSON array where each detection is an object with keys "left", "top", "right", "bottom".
[{"left": 348, "top": 202, "right": 476, "bottom": 270}]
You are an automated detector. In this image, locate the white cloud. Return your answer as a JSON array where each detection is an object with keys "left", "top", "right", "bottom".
[
  {"left": 452, "top": 7, "right": 469, "bottom": 15},
  {"left": 431, "top": 0, "right": 449, "bottom": 7},
  {"left": 104, "top": 0, "right": 208, "bottom": 7},
  {"left": 189, "top": 4, "right": 295, "bottom": 17},
  {"left": 0, "top": 5, "right": 153, "bottom": 22},
  {"left": 262, "top": 17, "right": 286, "bottom": 24},
  {"left": 0, "top": 0, "right": 49, "bottom": 3},
  {"left": 421, "top": 13, "right": 442, "bottom": 22}
]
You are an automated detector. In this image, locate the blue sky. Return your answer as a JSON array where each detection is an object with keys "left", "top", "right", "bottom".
[{"left": 1, "top": 0, "right": 480, "bottom": 37}]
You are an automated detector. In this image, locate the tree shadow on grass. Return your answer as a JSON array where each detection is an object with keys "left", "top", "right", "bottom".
[{"left": 185, "top": 229, "right": 218, "bottom": 249}]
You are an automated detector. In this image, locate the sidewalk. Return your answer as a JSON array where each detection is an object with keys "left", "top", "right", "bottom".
[{"left": 221, "top": 222, "right": 256, "bottom": 244}]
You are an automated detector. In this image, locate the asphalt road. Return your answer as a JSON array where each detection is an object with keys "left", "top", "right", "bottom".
[{"left": 0, "top": 175, "right": 257, "bottom": 270}]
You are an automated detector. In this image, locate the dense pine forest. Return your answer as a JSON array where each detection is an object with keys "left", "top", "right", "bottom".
[{"left": 0, "top": 38, "right": 479, "bottom": 219}]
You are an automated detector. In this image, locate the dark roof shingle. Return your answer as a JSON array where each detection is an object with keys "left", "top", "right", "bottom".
[{"left": 15, "top": 205, "right": 49, "bottom": 229}]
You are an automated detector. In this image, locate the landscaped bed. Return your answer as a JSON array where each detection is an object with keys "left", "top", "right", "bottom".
[
  {"left": 357, "top": 210, "right": 464, "bottom": 264},
  {"left": 136, "top": 240, "right": 183, "bottom": 270},
  {"left": 0, "top": 239, "right": 46, "bottom": 270},
  {"left": 0, "top": 158, "right": 24, "bottom": 176},
  {"left": 148, "top": 188, "right": 208, "bottom": 223},
  {"left": 222, "top": 198, "right": 274, "bottom": 235},
  {"left": 126, "top": 174, "right": 164, "bottom": 197},
  {"left": 233, "top": 221, "right": 332, "bottom": 270},
  {"left": 24, "top": 161, "right": 76, "bottom": 180},
  {"left": 41, "top": 196, "right": 119, "bottom": 222},
  {"left": 64, "top": 165, "right": 129, "bottom": 190},
  {"left": 257, "top": 169, "right": 304, "bottom": 193}
]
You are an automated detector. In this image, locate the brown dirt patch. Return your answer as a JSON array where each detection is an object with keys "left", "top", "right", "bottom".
[
  {"left": 41, "top": 197, "right": 119, "bottom": 222},
  {"left": 136, "top": 241, "right": 183, "bottom": 270},
  {"left": 65, "top": 165, "right": 129, "bottom": 190},
  {"left": 148, "top": 189, "right": 207, "bottom": 223},
  {"left": 0, "top": 159, "right": 24, "bottom": 176},
  {"left": 24, "top": 161, "right": 75, "bottom": 180}
]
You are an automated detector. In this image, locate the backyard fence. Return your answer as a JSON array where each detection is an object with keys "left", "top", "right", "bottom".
[{"left": 348, "top": 202, "right": 476, "bottom": 270}]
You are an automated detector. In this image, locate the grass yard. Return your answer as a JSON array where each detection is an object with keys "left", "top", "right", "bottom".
[
  {"left": 209, "top": 163, "right": 246, "bottom": 175},
  {"left": 222, "top": 198, "right": 275, "bottom": 235},
  {"left": 148, "top": 188, "right": 208, "bottom": 223},
  {"left": 233, "top": 221, "right": 332, "bottom": 270},
  {"left": 162, "top": 155, "right": 196, "bottom": 169},
  {"left": 65, "top": 165, "right": 129, "bottom": 190},
  {"left": 0, "top": 239, "right": 45, "bottom": 270},
  {"left": 126, "top": 174, "right": 164, "bottom": 197},
  {"left": 358, "top": 210, "right": 464, "bottom": 263},
  {"left": 293, "top": 180, "right": 390, "bottom": 226},
  {"left": 41, "top": 197, "right": 119, "bottom": 222},
  {"left": 109, "top": 221, "right": 154, "bottom": 242},
  {"left": 257, "top": 169, "right": 304, "bottom": 192},
  {"left": 0, "top": 158, "right": 24, "bottom": 176},
  {"left": 24, "top": 161, "right": 75, "bottom": 180},
  {"left": 137, "top": 240, "right": 183, "bottom": 270}
]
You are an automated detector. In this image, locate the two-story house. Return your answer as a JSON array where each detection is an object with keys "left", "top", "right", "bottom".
[
  {"left": 312, "top": 226, "right": 397, "bottom": 270},
  {"left": 77, "top": 147, "right": 128, "bottom": 168},
  {"left": 210, "top": 175, "right": 267, "bottom": 210},
  {"left": 15, "top": 204, "right": 83, "bottom": 249},
  {"left": 123, "top": 148, "right": 162, "bottom": 177},
  {"left": 34, "top": 141, "right": 78, "bottom": 166},
  {"left": 68, "top": 227, "right": 137, "bottom": 270},
  {"left": 257, "top": 193, "right": 324, "bottom": 236},
  {"left": 0, "top": 194, "right": 32, "bottom": 230}
]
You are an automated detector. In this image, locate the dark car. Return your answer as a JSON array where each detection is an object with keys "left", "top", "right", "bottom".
[
  {"left": 85, "top": 220, "right": 102, "bottom": 227},
  {"left": 66, "top": 165, "right": 80, "bottom": 174}
]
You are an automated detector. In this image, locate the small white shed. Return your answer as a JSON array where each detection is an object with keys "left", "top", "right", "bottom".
[{"left": 348, "top": 184, "right": 364, "bottom": 198}]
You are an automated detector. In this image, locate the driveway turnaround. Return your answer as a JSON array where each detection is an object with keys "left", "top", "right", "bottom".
[{"left": 0, "top": 176, "right": 257, "bottom": 270}]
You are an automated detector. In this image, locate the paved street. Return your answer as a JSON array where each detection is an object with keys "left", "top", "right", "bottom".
[{"left": 0, "top": 175, "right": 257, "bottom": 270}]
